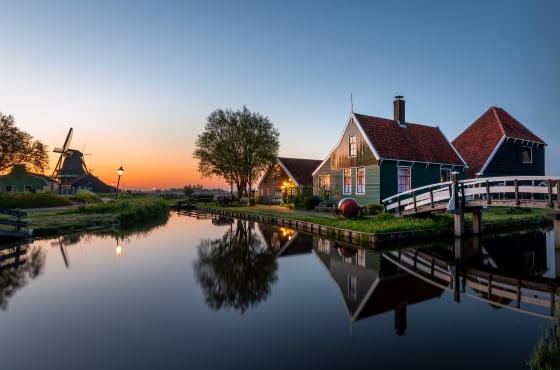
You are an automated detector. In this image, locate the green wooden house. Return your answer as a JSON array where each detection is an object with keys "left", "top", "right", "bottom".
[
  {"left": 312, "top": 97, "right": 467, "bottom": 205},
  {"left": 0, "top": 164, "right": 57, "bottom": 193}
]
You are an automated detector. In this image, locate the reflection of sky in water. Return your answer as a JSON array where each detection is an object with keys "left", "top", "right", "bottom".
[{"left": 0, "top": 213, "right": 556, "bottom": 370}]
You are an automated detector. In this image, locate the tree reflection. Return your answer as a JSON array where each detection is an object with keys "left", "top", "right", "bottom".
[
  {"left": 194, "top": 219, "right": 278, "bottom": 314},
  {"left": 0, "top": 244, "right": 46, "bottom": 310}
]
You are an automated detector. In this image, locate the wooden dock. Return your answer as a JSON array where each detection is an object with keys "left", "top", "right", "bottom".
[{"left": 0, "top": 208, "right": 28, "bottom": 239}]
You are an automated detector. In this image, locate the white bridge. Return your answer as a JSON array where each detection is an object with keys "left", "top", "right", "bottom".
[
  {"left": 383, "top": 176, "right": 560, "bottom": 216},
  {"left": 382, "top": 175, "right": 560, "bottom": 237}
]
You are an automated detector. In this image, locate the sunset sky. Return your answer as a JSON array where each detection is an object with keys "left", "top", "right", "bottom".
[{"left": 1, "top": 0, "right": 559, "bottom": 190}]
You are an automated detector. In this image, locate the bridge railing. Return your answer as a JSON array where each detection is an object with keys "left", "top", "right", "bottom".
[
  {"left": 383, "top": 176, "right": 560, "bottom": 214},
  {"left": 382, "top": 181, "right": 453, "bottom": 213}
]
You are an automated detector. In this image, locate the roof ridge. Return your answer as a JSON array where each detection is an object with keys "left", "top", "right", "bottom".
[{"left": 490, "top": 106, "right": 507, "bottom": 136}]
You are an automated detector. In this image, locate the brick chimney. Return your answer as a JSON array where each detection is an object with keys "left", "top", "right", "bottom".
[{"left": 393, "top": 96, "right": 405, "bottom": 126}]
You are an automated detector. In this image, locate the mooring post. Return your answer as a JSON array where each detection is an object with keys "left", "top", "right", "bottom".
[
  {"left": 449, "top": 172, "right": 465, "bottom": 237},
  {"left": 472, "top": 207, "right": 482, "bottom": 234}
]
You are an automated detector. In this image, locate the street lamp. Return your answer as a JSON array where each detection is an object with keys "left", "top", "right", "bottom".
[{"left": 115, "top": 166, "right": 124, "bottom": 200}]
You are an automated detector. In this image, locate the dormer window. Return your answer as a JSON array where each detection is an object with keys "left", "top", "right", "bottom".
[
  {"left": 348, "top": 135, "right": 356, "bottom": 157},
  {"left": 522, "top": 146, "right": 532, "bottom": 163}
]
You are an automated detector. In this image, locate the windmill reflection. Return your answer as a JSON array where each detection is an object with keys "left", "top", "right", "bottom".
[
  {"left": 194, "top": 219, "right": 278, "bottom": 314},
  {"left": 0, "top": 239, "right": 45, "bottom": 311}
]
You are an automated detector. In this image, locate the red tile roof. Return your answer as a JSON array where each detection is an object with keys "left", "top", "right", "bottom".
[
  {"left": 354, "top": 113, "right": 465, "bottom": 166},
  {"left": 452, "top": 107, "right": 544, "bottom": 178},
  {"left": 278, "top": 157, "right": 322, "bottom": 186}
]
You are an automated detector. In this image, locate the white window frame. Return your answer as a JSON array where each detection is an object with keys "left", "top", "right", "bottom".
[
  {"left": 522, "top": 146, "right": 533, "bottom": 163},
  {"left": 397, "top": 166, "right": 411, "bottom": 193},
  {"left": 356, "top": 167, "right": 365, "bottom": 194},
  {"left": 343, "top": 168, "right": 352, "bottom": 194},
  {"left": 348, "top": 135, "right": 356, "bottom": 157}
]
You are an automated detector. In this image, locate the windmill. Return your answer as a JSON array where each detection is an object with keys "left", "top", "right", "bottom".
[
  {"left": 51, "top": 128, "right": 90, "bottom": 184},
  {"left": 52, "top": 127, "right": 73, "bottom": 178}
]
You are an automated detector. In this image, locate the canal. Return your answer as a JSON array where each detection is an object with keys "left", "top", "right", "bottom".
[{"left": 0, "top": 211, "right": 556, "bottom": 370}]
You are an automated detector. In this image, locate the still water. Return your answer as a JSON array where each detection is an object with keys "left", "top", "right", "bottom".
[{"left": 0, "top": 211, "right": 557, "bottom": 370}]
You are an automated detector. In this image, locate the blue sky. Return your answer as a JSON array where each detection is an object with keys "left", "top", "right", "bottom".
[{"left": 1, "top": 0, "right": 558, "bottom": 189}]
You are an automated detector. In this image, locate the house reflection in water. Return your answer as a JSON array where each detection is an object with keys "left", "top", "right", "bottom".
[
  {"left": 257, "top": 223, "right": 313, "bottom": 257},
  {"left": 313, "top": 238, "right": 444, "bottom": 335}
]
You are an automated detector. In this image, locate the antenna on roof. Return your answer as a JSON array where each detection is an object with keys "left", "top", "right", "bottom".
[{"left": 350, "top": 92, "right": 353, "bottom": 112}]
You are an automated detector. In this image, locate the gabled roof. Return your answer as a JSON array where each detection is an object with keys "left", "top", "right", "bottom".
[
  {"left": 353, "top": 113, "right": 466, "bottom": 166},
  {"left": 278, "top": 157, "right": 322, "bottom": 186},
  {"left": 452, "top": 106, "right": 545, "bottom": 178}
]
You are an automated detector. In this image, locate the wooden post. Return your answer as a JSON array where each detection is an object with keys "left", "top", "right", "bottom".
[
  {"left": 548, "top": 179, "right": 553, "bottom": 208},
  {"left": 454, "top": 212, "right": 465, "bottom": 237},
  {"left": 472, "top": 208, "right": 482, "bottom": 234},
  {"left": 413, "top": 192, "right": 417, "bottom": 212},
  {"left": 514, "top": 179, "right": 519, "bottom": 206},
  {"left": 485, "top": 180, "right": 491, "bottom": 205},
  {"left": 430, "top": 189, "right": 434, "bottom": 208}
]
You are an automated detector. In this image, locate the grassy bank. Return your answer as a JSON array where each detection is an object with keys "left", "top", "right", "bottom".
[
  {"left": 194, "top": 203, "right": 554, "bottom": 234},
  {"left": 25, "top": 195, "right": 171, "bottom": 237}
]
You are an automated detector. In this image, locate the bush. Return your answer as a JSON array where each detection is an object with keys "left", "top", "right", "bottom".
[
  {"left": 366, "top": 204, "right": 385, "bottom": 215},
  {"left": 303, "top": 196, "right": 322, "bottom": 210},
  {"left": 116, "top": 198, "right": 170, "bottom": 224},
  {"left": 374, "top": 212, "right": 396, "bottom": 221},
  {"left": 70, "top": 190, "right": 102, "bottom": 204},
  {"left": 0, "top": 192, "right": 72, "bottom": 208},
  {"left": 506, "top": 207, "right": 532, "bottom": 214}
]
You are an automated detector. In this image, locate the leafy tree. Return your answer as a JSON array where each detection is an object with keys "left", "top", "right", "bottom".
[
  {"left": 193, "top": 106, "right": 279, "bottom": 199},
  {"left": 0, "top": 113, "right": 49, "bottom": 174}
]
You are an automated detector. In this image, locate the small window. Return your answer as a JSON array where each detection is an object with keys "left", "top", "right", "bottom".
[
  {"left": 522, "top": 147, "right": 532, "bottom": 163},
  {"left": 348, "top": 135, "right": 356, "bottom": 157},
  {"left": 318, "top": 174, "right": 330, "bottom": 189},
  {"left": 5, "top": 185, "right": 13, "bottom": 192},
  {"left": 24, "top": 185, "right": 33, "bottom": 192},
  {"left": 398, "top": 167, "right": 411, "bottom": 193},
  {"left": 356, "top": 167, "right": 365, "bottom": 194},
  {"left": 440, "top": 169, "right": 451, "bottom": 182},
  {"left": 343, "top": 169, "right": 352, "bottom": 194}
]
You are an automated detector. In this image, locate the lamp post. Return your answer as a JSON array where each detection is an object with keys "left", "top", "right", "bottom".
[{"left": 115, "top": 166, "right": 124, "bottom": 200}]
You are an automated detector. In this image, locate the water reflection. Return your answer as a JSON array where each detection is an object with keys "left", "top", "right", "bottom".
[
  {"left": 0, "top": 239, "right": 45, "bottom": 310},
  {"left": 311, "top": 226, "right": 558, "bottom": 330},
  {"left": 194, "top": 219, "right": 278, "bottom": 314}
]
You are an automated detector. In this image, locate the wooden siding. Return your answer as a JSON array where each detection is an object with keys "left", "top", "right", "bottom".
[
  {"left": 313, "top": 163, "right": 381, "bottom": 205},
  {"left": 380, "top": 161, "right": 465, "bottom": 201},
  {"left": 484, "top": 140, "right": 545, "bottom": 177},
  {"left": 330, "top": 118, "right": 377, "bottom": 169}
]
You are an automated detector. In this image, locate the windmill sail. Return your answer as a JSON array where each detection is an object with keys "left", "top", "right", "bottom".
[{"left": 52, "top": 127, "right": 73, "bottom": 177}]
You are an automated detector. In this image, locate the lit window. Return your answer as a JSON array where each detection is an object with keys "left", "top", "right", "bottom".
[
  {"left": 349, "top": 136, "right": 356, "bottom": 157},
  {"left": 356, "top": 167, "right": 365, "bottom": 194},
  {"left": 319, "top": 174, "right": 330, "bottom": 188},
  {"left": 398, "top": 167, "right": 410, "bottom": 193},
  {"left": 440, "top": 169, "right": 451, "bottom": 182},
  {"left": 343, "top": 169, "right": 352, "bottom": 194},
  {"left": 522, "top": 147, "right": 532, "bottom": 163}
]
